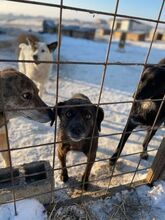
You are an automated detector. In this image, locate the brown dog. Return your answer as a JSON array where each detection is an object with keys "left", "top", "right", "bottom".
[
  {"left": 56, "top": 93, "right": 104, "bottom": 190},
  {"left": 0, "top": 68, "right": 54, "bottom": 166}
]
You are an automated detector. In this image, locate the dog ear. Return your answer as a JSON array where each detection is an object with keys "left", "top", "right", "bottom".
[
  {"left": 47, "top": 41, "right": 58, "bottom": 52},
  {"left": 50, "top": 102, "right": 65, "bottom": 126},
  {"left": 57, "top": 101, "right": 66, "bottom": 117},
  {"left": 19, "top": 43, "right": 27, "bottom": 49},
  {"left": 95, "top": 106, "right": 104, "bottom": 131}
]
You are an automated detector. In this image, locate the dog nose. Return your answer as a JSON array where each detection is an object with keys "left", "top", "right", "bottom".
[
  {"left": 33, "top": 54, "right": 38, "bottom": 61},
  {"left": 71, "top": 126, "right": 82, "bottom": 136}
]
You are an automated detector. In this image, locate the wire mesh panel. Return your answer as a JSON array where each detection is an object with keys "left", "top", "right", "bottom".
[{"left": 0, "top": 0, "right": 165, "bottom": 217}]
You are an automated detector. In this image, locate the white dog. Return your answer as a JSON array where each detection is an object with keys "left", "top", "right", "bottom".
[{"left": 18, "top": 34, "right": 57, "bottom": 97}]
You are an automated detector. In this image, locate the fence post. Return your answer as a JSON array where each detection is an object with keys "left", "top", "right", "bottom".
[{"left": 146, "top": 136, "right": 165, "bottom": 183}]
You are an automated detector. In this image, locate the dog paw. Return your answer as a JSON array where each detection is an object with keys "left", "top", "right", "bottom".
[
  {"left": 60, "top": 173, "right": 69, "bottom": 182},
  {"left": 140, "top": 152, "right": 148, "bottom": 160}
]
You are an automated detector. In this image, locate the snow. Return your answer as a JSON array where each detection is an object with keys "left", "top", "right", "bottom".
[
  {"left": 55, "top": 180, "right": 165, "bottom": 219},
  {"left": 0, "top": 199, "right": 47, "bottom": 220},
  {"left": 0, "top": 23, "right": 165, "bottom": 219},
  {"left": 148, "top": 181, "right": 165, "bottom": 209},
  {"left": 85, "top": 181, "right": 165, "bottom": 219}
]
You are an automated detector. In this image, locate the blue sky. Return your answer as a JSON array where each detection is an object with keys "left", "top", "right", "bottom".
[{"left": 0, "top": 0, "right": 164, "bottom": 21}]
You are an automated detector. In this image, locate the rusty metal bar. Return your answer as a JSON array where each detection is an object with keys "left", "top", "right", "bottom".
[
  {"left": 0, "top": 147, "right": 156, "bottom": 185},
  {"left": 7, "top": 0, "right": 165, "bottom": 25},
  {"left": 0, "top": 0, "right": 163, "bottom": 206},
  {"left": 130, "top": 95, "right": 165, "bottom": 185},
  {"left": 0, "top": 72, "right": 17, "bottom": 215},
  {"left": 1, "top": 59, "right": 165, "bottom": 67},
  {"left": 81, "top": 0, "right": 120, "bottom": 192},
  {"left": 1, "top": 98, "right": 164, "bottom": 112},
  {"left": 51, "top": 0, "right": 63, "bottom": 202},
  {"left": 0, "top": 165, "right": 150, "bottom": 206},
  {"left": 129, "top": 0, "right": 165, "bottom": 185},
  {"left": 0, "top": 125, "right": 163, "bottom": 153},
  {"left": 106, "top": 0, "right": 165, "bottom": 192}
]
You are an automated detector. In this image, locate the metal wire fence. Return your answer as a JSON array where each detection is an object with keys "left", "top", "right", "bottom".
[{"left": 0, "top": 0, "right": 165, "bottom": 216}]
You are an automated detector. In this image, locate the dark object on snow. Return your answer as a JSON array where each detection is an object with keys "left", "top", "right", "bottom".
[
  {"left": 43, "top": 19, "right": 56, "bottom": 33},
  {"left": 118, "top": 32, "right": 126, "bottom": 50}
]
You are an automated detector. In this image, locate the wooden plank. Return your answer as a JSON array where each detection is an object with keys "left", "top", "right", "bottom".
[
  {"left": 0, "top": 127, "right": 10, "bottom": 167},
  {"left": 146, "top": 137, "right": 165, "bottom": 183}
]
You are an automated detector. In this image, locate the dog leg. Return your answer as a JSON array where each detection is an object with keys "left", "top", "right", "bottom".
[
  {"left": 109, "top": 118, "right": 137, "bottom": 166},
  {"left": 57, "top": 144, "right": 69, "bottom": 182},
  {"left": 0, "top": 130, "right": 10, "bottom": 167},
  {"left": 140, "top": 127, "right": 158, "bottom": 160},
  {"left": 81, "top": 151, "right": 96, "bottom": 190}
]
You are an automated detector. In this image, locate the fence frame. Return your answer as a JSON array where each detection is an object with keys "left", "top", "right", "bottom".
[
  {"left": 146, "top": 136, "right": 165, "bottom": 184},
  {"left": 0, "top": 0, "right": 165, "bottom": 216}
]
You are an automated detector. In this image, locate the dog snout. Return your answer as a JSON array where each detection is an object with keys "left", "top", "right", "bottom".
[
  {"left": 71, "top": 126, "right": 82, "bottom": 136},
  {"left": 68, "top": 124, "right": 86, "bottom": 141},
  {"left": 39, "top": 105, "right": 54, "bottom": 123},
  {"left": 33, "top": 54, "right": 38, "bottom": 61},
  {"left": 30, "top": 96, "right": 54, "bottom": 123}
]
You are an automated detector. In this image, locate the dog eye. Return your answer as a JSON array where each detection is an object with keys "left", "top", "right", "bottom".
[
  {"left": 65, "top": 111, "right": 72, "bottom": 118},
  {"left": 85, "top": 113, "right": 92, "bottom": 120},
  {"left": 22, "top": 92, "right": 32, "bottom": 100},
  {"left": 41, "top": 49, "right": 45, "bottom": 53}
]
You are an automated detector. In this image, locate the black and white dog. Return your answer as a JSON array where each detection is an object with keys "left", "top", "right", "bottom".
[{"left": 110, "top": 58, "right": 165, "bottom": 166}]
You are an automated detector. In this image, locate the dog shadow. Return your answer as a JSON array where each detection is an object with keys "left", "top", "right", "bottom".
[{"left": 112, "top": 153, "right": 156, "bottom": 174}]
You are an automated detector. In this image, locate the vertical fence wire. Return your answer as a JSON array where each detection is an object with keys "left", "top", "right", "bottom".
[
  {"left": 0, "top": 0, "right": 164, "bottom": 207},
  {"left": 51, "top": 0, "right": 63, "bottom": 202},
  {"left": 6, "top": 0, "right": 165, "bottom": 25},
  {"left": 106, "top": 0, "right": 165, "bottom": 192},
  {"left": 129, "top": 0, "right": 165, "bottom": 185},
  {"left": 130, "top": 95, "right": 165, "bottom": 185},
  {"left": 80, "top": 0, "right": 120, "bottom": 194},
  {"left": 0, "top": 71, "right": 17, "bottom": 215}
]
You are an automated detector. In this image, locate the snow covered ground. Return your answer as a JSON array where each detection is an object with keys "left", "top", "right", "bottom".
[
  {"left": 55, "top": 181, "right": 165, "bottom": 220},
  {"left": 0, "top": 199, "right": 47, "bottom": 220},
  {"left": 0, "top": 30, "right": 165, "bottom": 219}
]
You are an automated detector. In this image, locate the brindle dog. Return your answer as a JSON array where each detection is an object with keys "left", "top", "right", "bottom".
[
  {"left": 0, "top": 68, "right": 54, "bottom": 166},
  {"left": 56, "top": 93, "right": 104, "bottom": 190}
]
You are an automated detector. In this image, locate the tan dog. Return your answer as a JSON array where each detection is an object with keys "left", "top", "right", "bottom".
[
  {"left": 0, "top": 68, "right": 54, "bottom": 167},
  {"left": 18, "top": 34, "right": 57, "bottom": 97}
]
